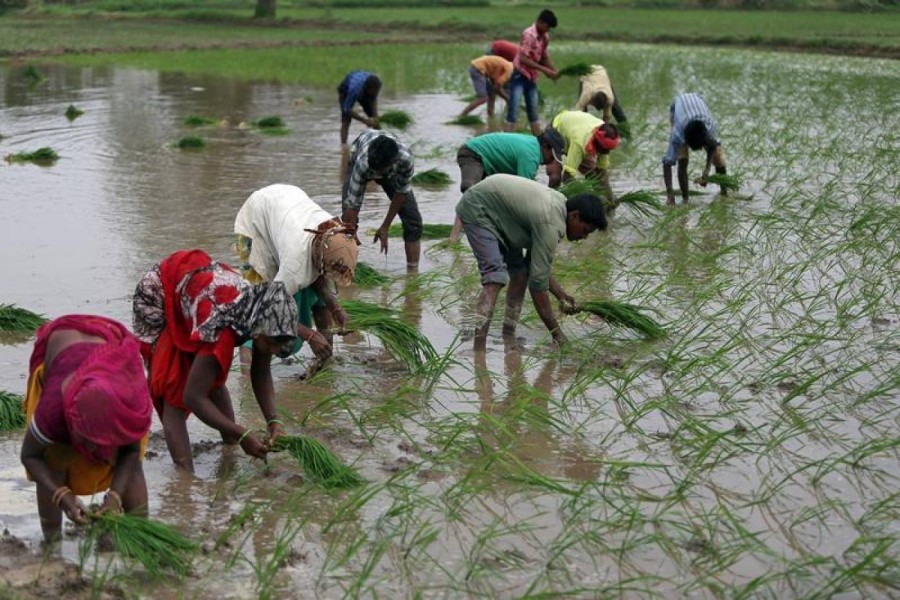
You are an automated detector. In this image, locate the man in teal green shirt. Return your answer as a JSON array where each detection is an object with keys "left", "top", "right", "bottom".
[
  {"left": 455, "top": 174, "right": 607, "bottom": 349},
  {"left": 449, "top": 130, "right": 565, "bottom": 243}
]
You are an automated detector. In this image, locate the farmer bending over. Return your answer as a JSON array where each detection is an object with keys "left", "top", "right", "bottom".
[
  {"left": 455, "top": 174, "right": 607, "bottom": 349},
  {"left": 662, "top": 92, "right": 728, "bottom": 205},
  {"left": 342, "top": 130, "right": 423, "bottom": 270},
  {"left": 133, "top": 249, "right": 298, "bottom": 472},
  {"left": 574, "top": 64, "right": 628, "bottom": 129},
  {"left": 547, "top": 110, "right": 620, "bottom": 207},
  {"left": 459, "top": 55, "right": 513, "bottom": 119},
  {"left": 338, "top": 71, "right": 382, "bottom": 145},
  {"left": 21, "top": 315, "right": 153, "bottom": 543}
]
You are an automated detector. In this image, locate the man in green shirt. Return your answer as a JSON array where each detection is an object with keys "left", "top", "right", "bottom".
[
  {"left": 449, "top": 130, "right": 565, "bottom": 243},
  {"left": 455, "top": 174, "right": 607, "bottom": 349}
]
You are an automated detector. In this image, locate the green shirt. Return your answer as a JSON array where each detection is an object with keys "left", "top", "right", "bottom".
[
  {"left": 456, "top": 174, "right": 566, "bottom": 292},
  {"left": 464, "top": 133, "right": 542, "bottom": 180}
]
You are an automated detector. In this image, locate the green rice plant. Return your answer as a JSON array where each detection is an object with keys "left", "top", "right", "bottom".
[
  {"left": 446, "top": 115, "right": 484, "bottom": 126},
  {"left": 616, "top": 120, "right": 632, "bottom": 140},
  {"left": 557, "top": 62, "right": 592, "bottom": 77},
  {"left": 354, "top": 261, "right": 391, "bottom": 287},
  {"left": 341, "top": 299, "right": 437, "bottom": 371},
  {"left": 378, "top": 110, "right": 412, "bottom": 129},
  {"left": 175, "top": 136, "right": 205, "bottom": 149},
  {"left": 272, "top": 434, "right": 362, "bottom": 489},
  {"left": 87, "top": 512, "right": 197, "bottom": 578},
  {"left": 557, "top": 178, "right": 603, "bottom": 199},
  {"left": 615, "top": 189, "right": 662, "bottom": 216},
  {"left": 5, "top": 147, "right": 59, "bottom": 164},
  {"left": 411, "top": 168, "right": 451, "bottom": 187},
  {"left": 0, "top": 391, "right": 25, "bottom": 430},
  {"left": 64, "top": 104, "right": 84, "bottom": 120},
  {"left": 0, "top": 303, "right": 47, "bottom": 332},
  {"left": 387, "top": 223, "right": 453, "bottom": 239},
  {"left": 705, "top": 173, "right": 742, "bottom": 192},
  {"left": 23, "top": 65, "right": 45, "bottom": 84},
  {"left": 253, "top": 115, "right": 284, "bottom": 128},
  {"left": 183, "top": 114, "right": 217, "bottom": 126},
  {"left": 578, "top": 300, "right": 666, "bottom": 339}
]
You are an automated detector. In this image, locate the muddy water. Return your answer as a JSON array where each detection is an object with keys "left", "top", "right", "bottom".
[{"left": 1, "top": 44, "right": 899, "bottom": 598}]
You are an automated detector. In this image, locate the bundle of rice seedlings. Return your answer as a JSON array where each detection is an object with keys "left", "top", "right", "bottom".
[
  {"left": 0, "top": 303, "right": 47, "bottom": 332},
  {"left": 5, "top": 147, "right": 59, "bottom": 164},
  {"left": 341, "top": 300, "right": 438, "bottom": 370},
  {"left": 578, "top": 300, "right": 666, "bottom": 339},
  {"left": 705, "top": 173, "right": 742, "bottom": 192},
  {"left": 354, "top": 262, "right": 391, "bottom": 287},
  {"left": 175, "top": 136, "right": 205, "bottom": 149},
  {"left": 24, "top": 65, "right": 45, "bottom": 83},
  {"left": 411, "top": 168, "right": 451, "bottom": 187},
  {"left": 183, "top": 115, "right": 217, "bottom": 127},
  {"left": 64, "top": 105, "right": 84, "bottom": 121},
  {"left": 254, "top": 116, "right": 284, "bottom": 128},
  {"left": 447, "top": 115, "right": 484, "bottom": 126},
  {"left": 557, "top": 62, "right": 593, "bottom": 77},
  {"left": 0, "top": 391, "right": 25, "bottom": 431},
  {"left": 615, "top": 190, "right": 662, "bottom": 216},
  {"left": 558, "top": 178, "right": 603, "bottom": 199},
  {"left": 387, "top": 223, "right": 453, "bottom": 239},
  {"left": 378, "top": 110, "right": 413, "bottom": 129},
  {"left": 272, "top": 435, "right": 362, "bottom": 489},
  {"left": 89, "top": 512, "right": 197, "bottom": 577}
]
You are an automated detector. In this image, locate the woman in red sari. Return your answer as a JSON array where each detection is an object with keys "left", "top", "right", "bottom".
[
  {"left": 132, "top": 249, "right": 297, "bottom": 472},
  {"left": 21, "top": 314, "right": 153, "bottom": 543}
]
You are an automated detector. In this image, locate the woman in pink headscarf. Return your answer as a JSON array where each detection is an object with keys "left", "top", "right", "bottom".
[{"left": 20, "top": 315, "right": 153, "bottom": 543}]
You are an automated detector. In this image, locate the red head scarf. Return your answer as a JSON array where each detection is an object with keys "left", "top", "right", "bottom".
[{"left": 588, "top": 124, "right": 620, "bottom": 154}]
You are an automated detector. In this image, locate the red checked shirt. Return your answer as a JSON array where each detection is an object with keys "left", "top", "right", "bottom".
[{"left": 513, "top": 23, "right": 549, "bottom": 82}]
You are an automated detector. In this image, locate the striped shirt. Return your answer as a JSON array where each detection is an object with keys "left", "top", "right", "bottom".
[
  {"left": 662, "top": 93, "right": 719, "bottom": 166},
  {"left": 344, "top": 130, "right": 414, "bottom": 212},
  {"left": 339, "top": 71, "right": 377, "bottom": 116}
]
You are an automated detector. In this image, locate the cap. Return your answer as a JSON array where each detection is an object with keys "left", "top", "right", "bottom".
[{"left": 539, "top": 127, "right": 566, "bottom": 163}]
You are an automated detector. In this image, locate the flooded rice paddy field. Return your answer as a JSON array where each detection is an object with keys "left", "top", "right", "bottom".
[{"left": 0, "top": 42, "right": 899, "bottom": 597}]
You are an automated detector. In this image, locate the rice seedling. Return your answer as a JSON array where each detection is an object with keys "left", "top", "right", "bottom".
[
  {"left": 5, "top": 147, "right": 59, "bottom": 164},
  {"left": 577, "top": 300, "right": 666, "bottom": 339},
  {"left": 253, "top": 115, "right": 284, "bottom": 128},
  {"left": 387, "top": 223, "right": 453, "bottom": 239},
  {"left": 446, "top": 115, "right": 484, "bottom": 126},
  {"left": 705, "top": 173, "right": 742, "bottom": 192},
  {"left": 378, "top": 110, "right": 413, "bottom": 129},
  {"left": 23, "top": 65, "right": 45, "bottom": 84},
  {"left": 354, "top": 261, "right": 391, "bottom": 287},
  {"left": 183, "top": 115, "right": 217, "bottom": 126},
  {"left": 411, "top": 168, "right": 451, "bottom": 187},
  {"left": 557, "top": 178, "right": 603, "bottom": 199},
  {"left": 64, "top": 104, "right": 84, "bottom": 120},
  {"left": 86, "top": 512, "right": 197, "bottom": 578},
  {"left": 556, "top": 62, "right": 593, "bottom": 77},
  {"left": 615, "top": 189, "right": 662, "bottom": 216},
  {"left": 175, "top": 136, "right": 205, "bottom": 149},
  {"left": 340, "top": 299, "right": 437, "bottom": 371},
  {"left": 0, "top": 391, "right": 25, "bottom": 430},
  {"left": 0, "top": 303, "right": 47, "bottom": 332},
  {"left": 271, "top": 434, "right": 362, "bottom": 489}
]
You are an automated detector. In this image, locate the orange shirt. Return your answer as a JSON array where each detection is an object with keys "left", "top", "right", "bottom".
[{"left": 470, "top": 56, "right": 514, "bottom": 87}]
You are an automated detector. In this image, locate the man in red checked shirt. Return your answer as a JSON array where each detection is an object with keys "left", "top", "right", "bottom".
[{"left": 505, "top": 9, "right": 559, "bottom": 136}]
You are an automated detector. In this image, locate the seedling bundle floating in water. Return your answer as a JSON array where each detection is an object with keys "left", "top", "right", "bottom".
[
  {"left": 0, "top": 303, "right": 47, "bottom": 333},
  {"left": 183, "top": 115, "right": 218, "bottom": 127},
  {"left": 175, "top": 136, "right": 205, "bottom": 149},
  {"left": 411, "top": 168, "right": 451, "bottom": 187},
  {"left": 0, "top": 391, "right": 25, "bottom": 431},
  {"left": 387, "top": 223, "right": 453, "bottom": 239},
  {"left": 378, "top": 110, "right": 413, "bottom": 129},
  {"left": 65, "top": 105, "right": 84, "bottom": 121},
  {"left": 578, "top": 300, "right": 666, "bottom": 339},
  {"left": 272, "top": 435, "right": 362, "bottom": 489},
  {"left": 705, "top": 173, "right": 742, "bottom": 192},
  {"left": 5, "top": 147, "right": 59, "bottom": 164},
  {"left": 86, "top": 512, "right": 197, "bottom": 578},
  {"left": 354, "top": 262, "right": 391, "bottom": 287},
  {"left": 341, "top": 300, "right": 437, "bottom": 371},
  {"left": 447, "top": 115, "right": 484, "bottom": 126},
  {"left": 252, "top": 115, "right": 289, "bottom": 135},
  {"left": 557, "top": 62, "right": 593, "bottom": 77}
]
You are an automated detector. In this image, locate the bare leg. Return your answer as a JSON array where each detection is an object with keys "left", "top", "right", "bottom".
[
  {"left": 122, "top": 463, "right": 149, "bottom": 517},
  {"left": 460, "top": 97, "right": 487, "bottom": 116},
  {"left": 474, "top": 283, "right": 503, "bottom": 351},
  {"left": 502, "top": 272, "right": 528, "bottom": 335},
  {"left": 161, "top": 402, "right": 193, "bottom": 472},
  {"left": 405, "top": 240, "right": 421, "bottom": 271}
]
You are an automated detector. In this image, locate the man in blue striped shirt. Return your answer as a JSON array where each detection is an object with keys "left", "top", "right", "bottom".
[
  {"left": 342, "top": 130, "right": 422, "bottom": 269},
  {"left": 338, "top": 71, "right": 382, "bottom": 144},
  {"left": 662, "top": 93, "right": 728, "bottom": 205}
]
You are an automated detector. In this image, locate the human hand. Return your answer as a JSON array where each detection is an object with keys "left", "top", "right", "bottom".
[
  {"left": 97, "top": 490, "right": 123, "bottom": 515},
  {"left": 666, "top": 191, "right": 676, "bottom": 206},
  {"left": 331, "top": 307, "right": 349, "bottom": 331},
  {"left": 694, "top": 174, "right": 709, "bottom": 187},
  {"left": 547, "top": 68, "right": 560, "bottom": 81},
  {"left": 59, "top": 493, "right": 88, "bottom": 525},
  {"left": 559, "top": 295, "right": 578, "bottom": 315},
  {"left": 267, "top": 420, "right": 285, "bottom": 448},
  {"left": 551, "top": 330, "right": 569, "bottom": 348},
  {"left": 239, "top": 431, "right": 269, "bottom": 460},
  {"left": 373, "top": 226, "right": 389, "bottom": 254},
  {"left": 306, "top": 330, "right": 333, "bottom": 361}
]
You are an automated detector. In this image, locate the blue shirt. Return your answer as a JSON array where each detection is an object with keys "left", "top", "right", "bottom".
[
  {"left": 662, "top": 93, "right": 719, "bottom": 166},
  {"left": 339, "top": 71, "right": 378, "bottom": 116}
]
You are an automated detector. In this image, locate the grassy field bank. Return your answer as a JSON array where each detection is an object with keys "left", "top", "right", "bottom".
[{"left": 2, "top": 3, "right": 899, "bottom": 58}]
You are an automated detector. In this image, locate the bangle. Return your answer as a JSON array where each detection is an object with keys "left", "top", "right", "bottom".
[
  {"left": 106, "top": 489, "right": 123, "bottom": 510},
  {"left": 52, "top": 486, "right": 72, "bottom": 507},
  {"left": 267, "top": 419, "right": 284, "bottom": 426},
  {"left": 237, "top": 429, "right": 252, "bottom": 444}
]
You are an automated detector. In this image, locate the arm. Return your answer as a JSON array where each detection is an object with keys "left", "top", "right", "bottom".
[
  {"left": 312, "top": 276, "right": 347, "bottom": 328},
  {"left": 374, "top": 191, "right": 408, "bottom": 254},
  {"left": 341, "top": 159, "right": 369, "bottom": 228},
  {"left": 100, "top": 443, "right": 140, "bottom": 512},
  {"left": 610, "top": 86, "right": 627, "bottom": 123},
  {"left": 548, "top": 276, "right": 577, "bottom": 314},
  {"left": 663, "top": 162, "right": 676, "bottom": 205},
  {"left": 518, "top": 54, "right": 557, "bottom": 79},
  {"left": 531, "top": 289, "right": 566, "bottom": 345},
  {"left": 21, "top": 429, "right": 88, "bottom": 525}
]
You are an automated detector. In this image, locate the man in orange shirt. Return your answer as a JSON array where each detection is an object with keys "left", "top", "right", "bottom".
[{"left": 460, "top": 55, "right": 514, "bottom": 119}]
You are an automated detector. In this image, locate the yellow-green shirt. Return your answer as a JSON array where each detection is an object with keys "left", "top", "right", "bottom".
[{"left": 552, "top": 110, "right": 609, "bottom": 177}]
